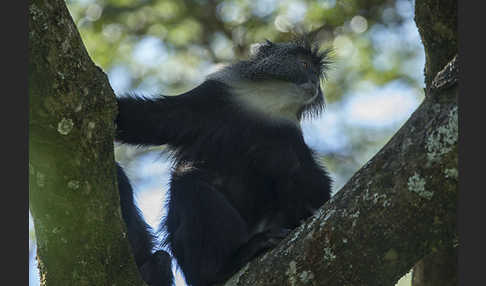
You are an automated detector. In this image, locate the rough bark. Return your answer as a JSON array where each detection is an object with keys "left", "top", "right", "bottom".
[
  {"left": 409, "top": 57, "right": 458, "bottom": 286},
  {"left": 411, "top": 1, "right": 458, "bottom": 284},
  {"left": 28, "top": 0, "right": 144, "bottom": 285},
  {"left": 415, "top": 0, "right": 457, "bottom": 88}
]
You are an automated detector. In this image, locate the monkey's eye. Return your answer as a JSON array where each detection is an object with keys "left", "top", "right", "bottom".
[{"left": 300, "top": 60, "right": 311, "bottom": 69}]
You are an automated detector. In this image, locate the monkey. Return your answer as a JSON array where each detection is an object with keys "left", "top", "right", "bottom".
[{"left": 115, "top": 34, "right": 333, "bottom": 286}]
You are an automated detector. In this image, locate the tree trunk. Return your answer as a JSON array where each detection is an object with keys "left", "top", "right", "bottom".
[
  {"left": 410, "top": 1, "right": 458, "bottom": 285},
  {"left": 28, "top": 0, "right": 144, "bottom": 285},
  {"left": 414, "top": 0, "right": 457, "bottom": 88}
]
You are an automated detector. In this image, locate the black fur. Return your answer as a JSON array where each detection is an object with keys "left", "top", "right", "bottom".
[
  {"left": 117, "top": 163, "right": 173, "bottom": 286},
  {"left": 237, "top": 38, "right": 331, "bottom": 84},
  {"left": 115, "top": 39, "right": 332, "bottom": 286}
]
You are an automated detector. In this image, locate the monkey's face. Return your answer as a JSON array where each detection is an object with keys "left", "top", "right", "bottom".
[
  {"left": 293, "top": 53, "right": 322, "bottom": 104},
  {"left": 207, "top": 36, "right": 331, "bottom": 122},
  {"left": 231, "top": 39, "right": 330, "bottom": 121}
]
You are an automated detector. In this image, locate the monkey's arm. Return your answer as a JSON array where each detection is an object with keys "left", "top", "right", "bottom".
[
  {"left": 115, "top": 80, "right": 228, "bottom": 146},
  {"left": 115, "top": 96, "right": 179, "bottom": 146},
  {"left": 116, "top": 93, "right": 210, "bottom": 147}
]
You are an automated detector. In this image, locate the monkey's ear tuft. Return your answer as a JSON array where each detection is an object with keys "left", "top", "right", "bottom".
[
  {"left": 249, "top": 40, "right": 274, "bottom": 57},
  {"left": 249, "top": 43, "right": 264, "bottom": 57}
]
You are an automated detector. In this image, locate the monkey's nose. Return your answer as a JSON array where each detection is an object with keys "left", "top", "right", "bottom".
[{"left": 299, "top": 81, "right": 317, "bottom": 95}]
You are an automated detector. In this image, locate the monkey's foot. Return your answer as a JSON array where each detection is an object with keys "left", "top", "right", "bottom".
[{"left": 140, "top": 250, "right": 173, "bottom": 286}]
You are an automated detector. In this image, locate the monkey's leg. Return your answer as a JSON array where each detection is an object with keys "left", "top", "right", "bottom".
[
  {"left": 164, "top": 170, "right": 251, "bottom": 286},
  {"left": 116, "top": 163, "right": 173, "bottom": 286},
  {"left": 214, "top": 225, "right": 291, "bottom": 283}
]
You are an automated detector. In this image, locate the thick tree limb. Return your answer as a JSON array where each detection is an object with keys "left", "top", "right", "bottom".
[
  {"left": 28, "top": 0, "right": 144, "bottom": 285},
  {"left": 412, "top": 1, "right": 458, "bottom": 284}
]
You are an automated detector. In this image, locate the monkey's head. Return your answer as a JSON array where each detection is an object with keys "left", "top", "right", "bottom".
[{"left": 209, "top": 34, "right": 331, "bottom": 123}]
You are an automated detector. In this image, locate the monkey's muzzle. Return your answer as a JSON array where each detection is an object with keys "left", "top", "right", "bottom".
[{"left": 299, "top": 81, "right": 319, "bottom": 104}]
